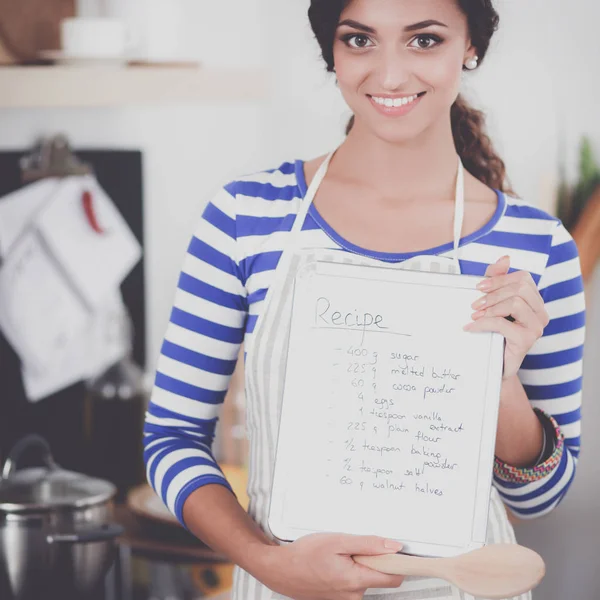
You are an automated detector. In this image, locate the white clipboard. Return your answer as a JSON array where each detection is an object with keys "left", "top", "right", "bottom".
[{"left": 268, "top": 259, "right": 504, "bottom": 558}]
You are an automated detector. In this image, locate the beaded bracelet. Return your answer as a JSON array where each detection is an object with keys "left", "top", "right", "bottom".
[{"left": 493, "top": 410, "right": 564, "bottom": 484}]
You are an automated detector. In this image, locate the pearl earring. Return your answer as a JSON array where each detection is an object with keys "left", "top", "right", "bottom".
[{"left": 465, "top": 56, "right": 479, "bottom": 70}]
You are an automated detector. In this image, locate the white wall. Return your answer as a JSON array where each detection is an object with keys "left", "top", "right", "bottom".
[{"left": 1, "top": 2, "right": 599, "bottom": 597}]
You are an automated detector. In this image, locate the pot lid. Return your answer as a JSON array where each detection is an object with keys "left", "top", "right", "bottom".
[
  {"left": 0, "top": 435, "right": 115, "bottom": 513},
  {"left": 0, "top": 467, "right": 116, "bottom": 513}
]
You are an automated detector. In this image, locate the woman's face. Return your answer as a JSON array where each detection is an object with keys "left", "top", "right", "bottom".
[{"left": 333, "top": 0, "right": 476, "bottom": 144}]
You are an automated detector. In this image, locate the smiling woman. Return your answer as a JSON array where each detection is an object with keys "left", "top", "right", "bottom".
[{"left": 143, "top": 1, "right": 585, "bottom": 600}]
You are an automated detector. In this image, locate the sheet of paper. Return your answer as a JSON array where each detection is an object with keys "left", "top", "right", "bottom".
[
  {"left": 35, "top": 175, "right": 142, "bottom": 310},
  {"left": 21, "top": 291, "right": 131, "bottom": 402},
  {"left": 0, "top": 229, "right": 89, "bottom": 376},
  {"left": 0, "top": 176, "right": 136, "bottom": 402},
  {"left": 269, "top": 261, "right": 503, "bottom": 557}
]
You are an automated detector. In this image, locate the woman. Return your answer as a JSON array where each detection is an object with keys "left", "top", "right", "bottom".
[{"left": 144, "top": 1, "right": 585, "bottom": 598}]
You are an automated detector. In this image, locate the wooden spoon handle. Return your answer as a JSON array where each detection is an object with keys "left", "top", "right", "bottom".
[{"left": 353, "top": 553, "right": 446, "bottom": 578}]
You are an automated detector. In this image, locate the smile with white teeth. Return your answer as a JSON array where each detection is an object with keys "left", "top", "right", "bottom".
[{"left": 371, "top": 94, "right": 421, "bottom": 108}]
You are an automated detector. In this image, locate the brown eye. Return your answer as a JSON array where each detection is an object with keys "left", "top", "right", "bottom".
[
  {"left": 410, "top": 34, "right": 443, "bottom": 50},
  {"left": 417, "top": 35, "right": 433, "bottom": 49},
  {"left": 354, "top": 35, "right": 369, "bottom": 47},
  {"left": 345, "top": 34, "right": 374, "bottom": 49}
]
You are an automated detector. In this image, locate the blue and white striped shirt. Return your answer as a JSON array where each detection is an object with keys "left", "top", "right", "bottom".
[{"left": 144, "top": 159, "right": 584, "bottom": 526}]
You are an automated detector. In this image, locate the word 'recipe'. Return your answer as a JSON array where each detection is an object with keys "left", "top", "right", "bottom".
[{"left": 315, "top": 297, "right": 387, "bottom": 331}]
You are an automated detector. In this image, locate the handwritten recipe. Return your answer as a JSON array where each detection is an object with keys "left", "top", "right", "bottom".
[{"left": 317, "top": 295, "right": 465, "bottom": 500}]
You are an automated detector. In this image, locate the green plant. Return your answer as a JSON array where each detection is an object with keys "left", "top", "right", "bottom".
[{"left": 557, "top": 137, "right": 600, "bottom": 232}]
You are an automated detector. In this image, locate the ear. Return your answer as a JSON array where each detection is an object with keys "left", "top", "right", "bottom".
[{"left": 464, "top": 41, "right": 477, "bottom": 59}]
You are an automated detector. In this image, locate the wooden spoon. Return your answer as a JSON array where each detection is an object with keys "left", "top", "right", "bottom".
[{"left": 354, "top": 544, "right": 545, "bottom": 599}]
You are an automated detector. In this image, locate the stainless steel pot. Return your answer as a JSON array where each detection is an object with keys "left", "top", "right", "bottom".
[{"left": 0, "top": 434, "right": 124, "bottom": 600}]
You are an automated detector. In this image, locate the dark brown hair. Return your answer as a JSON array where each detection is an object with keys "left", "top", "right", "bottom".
[{"left": 308, "top": 0, "right": 514, "bottom": 194}]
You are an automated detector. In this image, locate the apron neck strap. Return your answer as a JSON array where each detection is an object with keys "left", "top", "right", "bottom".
[
  {"left": 452, "top": 158, "right": 465, "bottom": 271},
  {"left": 291, "top": 151, "right": 335, "bottom": 237}
]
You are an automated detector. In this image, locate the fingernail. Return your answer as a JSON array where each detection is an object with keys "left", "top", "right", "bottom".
[
  {"left": 463, "top": 322, "right": 473, "bottom": 331},
  {"left": 384, "top": 540, "right": 403, "bottom": 550},
  {"left": 472, "top": 297, "right": 486, "bottom": 309},
  {"left": 472, "top": 310, "right": 485, "bottom": 319},
  {"left": 477, "top": 280, "right": 492, "bottom": 291}
]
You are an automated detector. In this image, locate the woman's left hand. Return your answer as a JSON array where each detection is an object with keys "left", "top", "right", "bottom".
[{"left": 464, "top": 256, "right": 550, "bottom": 379}]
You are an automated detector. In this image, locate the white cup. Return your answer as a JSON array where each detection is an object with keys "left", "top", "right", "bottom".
[{"left": 60, "top": 17, "right": 131, "bottom": 58}]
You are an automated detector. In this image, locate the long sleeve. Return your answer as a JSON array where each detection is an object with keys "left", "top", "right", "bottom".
[
  {"left": 144, "top": 187, "right": 247, "bottom": 526},
  {"left": 493, "top": 222, "right": 585, "bottom": 519}
]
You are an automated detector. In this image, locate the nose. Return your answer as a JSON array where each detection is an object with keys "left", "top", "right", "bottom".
[{"left": 378, "top": 47, "right": 410, "bottom": 91}]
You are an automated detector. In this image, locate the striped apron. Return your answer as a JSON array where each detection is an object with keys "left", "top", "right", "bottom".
[{"left": 233, "top": 150, "right": 531, "bottom": 600}]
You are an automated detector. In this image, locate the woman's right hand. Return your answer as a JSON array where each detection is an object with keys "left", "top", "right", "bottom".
[{"left": 260, "top": 532, "right": 405, "bottom": 600}]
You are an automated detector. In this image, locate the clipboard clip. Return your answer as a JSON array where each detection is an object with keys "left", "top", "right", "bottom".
[{"left": 20, "top": 135, "right": 93, "bottom": 183}]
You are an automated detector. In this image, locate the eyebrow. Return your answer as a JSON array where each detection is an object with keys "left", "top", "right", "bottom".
[{"left": 337, "top": 19, "right": 448, "bottom": 34}]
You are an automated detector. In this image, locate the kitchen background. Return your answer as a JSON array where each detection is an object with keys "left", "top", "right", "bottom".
[{"left": 0, "top": 0, "right": 598, "bottom": 599}]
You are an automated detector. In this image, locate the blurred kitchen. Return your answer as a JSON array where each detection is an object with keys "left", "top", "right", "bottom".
[{"left": 0, "top": 0, "right": 598, "bottom": 599}]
